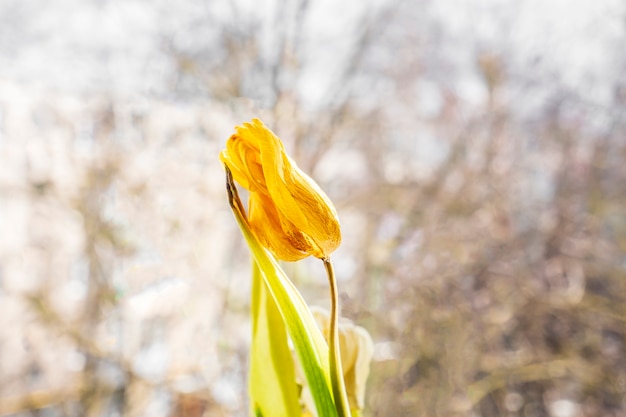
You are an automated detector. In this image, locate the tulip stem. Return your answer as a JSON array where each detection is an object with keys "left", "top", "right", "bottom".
[{"left": 323, "top": 258, "right": 351, "bottom": 417}]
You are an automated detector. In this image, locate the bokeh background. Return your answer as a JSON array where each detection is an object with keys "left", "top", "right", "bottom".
[{"left": 1, "top": 0, "right": 625, "bottom": 416}]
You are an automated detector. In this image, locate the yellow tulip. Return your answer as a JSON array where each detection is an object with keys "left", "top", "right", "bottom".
[{"left": 220, "top": 118, "right": 341, "bottom": 261}]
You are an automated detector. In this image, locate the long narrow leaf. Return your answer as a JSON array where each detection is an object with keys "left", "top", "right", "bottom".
[{"left": 249, "top": 262, "right": 301, "bottom": 416}]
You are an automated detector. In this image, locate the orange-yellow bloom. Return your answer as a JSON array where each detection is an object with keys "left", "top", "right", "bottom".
[{"left": 219, "top": 118, "right": 341, "bottom": 261}]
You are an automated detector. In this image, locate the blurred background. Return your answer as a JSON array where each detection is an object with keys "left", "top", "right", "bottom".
[{"left": 1, "top": 0, "right": 625, "bottom": 416}]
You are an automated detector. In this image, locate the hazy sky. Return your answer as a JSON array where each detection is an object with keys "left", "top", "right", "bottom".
[{"left": 0, "top": 0, "right": 623, "bottom": 108}]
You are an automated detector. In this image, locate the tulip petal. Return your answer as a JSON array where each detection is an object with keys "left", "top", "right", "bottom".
[
  {"left": 249, "top": 193, "right": 309, "bottom": 261},
  {"left": 252, "top": 121, "right": 310, "bottom": 229}
]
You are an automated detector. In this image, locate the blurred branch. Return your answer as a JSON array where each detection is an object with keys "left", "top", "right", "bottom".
[
  {"left": 466, "top": 358, "right": 597, "bottom": 406},
  {"left": 0, "top": 383, "right": 84, "bottom": 415}
]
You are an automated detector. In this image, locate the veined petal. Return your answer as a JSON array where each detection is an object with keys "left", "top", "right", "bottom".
[
  {"left": 253, "top": 122, "right": 310, "bottom": 229},
  {"left": 249, "top": 193, "right": 309, "bottom": 261},
  {"left": 219, "top": 149, "right": 253, "bottom": 191},
  {"left": 221, "top": 125, "right": 267, "bottom": 194},
  {"left": 287, "top": 168, "right": 341, "bottom": 257}
]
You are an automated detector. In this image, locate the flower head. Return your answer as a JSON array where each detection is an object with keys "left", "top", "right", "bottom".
[{"left": 220, "top": 119, "right": 341, "bottom": 261}]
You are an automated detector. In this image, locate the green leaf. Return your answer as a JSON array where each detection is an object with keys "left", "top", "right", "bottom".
[
  {"left": 226, "top": 170, "right": 337, "bottom": 417},
  {"left": 249, "top": 261, "right": 300, "bottom": 417}
]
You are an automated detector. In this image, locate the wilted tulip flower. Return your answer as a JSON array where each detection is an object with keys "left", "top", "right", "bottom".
[{"left": 219, "top": 119, "right": 341, "bottom": 261}]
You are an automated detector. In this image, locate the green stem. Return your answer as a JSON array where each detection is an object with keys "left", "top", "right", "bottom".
[{"left": 323, "top": 258, "right": 351, "bottom": 417}]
